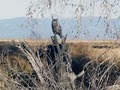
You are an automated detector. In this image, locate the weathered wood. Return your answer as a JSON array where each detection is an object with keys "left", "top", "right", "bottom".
[
  {"left": 51, "top": 33, "right": 75, "bottom": 90},
  {"left": 15, "top": 42, "right": 45, "bottom": 85},
  {"left": 61, "top": 34, "right": 67, "bottom": 44},
  {"left": 51, "top": 35, "right": 58, "bottom": 45},
  {"left": 15, "top": 42, "right": 62, "bottom": 89}
]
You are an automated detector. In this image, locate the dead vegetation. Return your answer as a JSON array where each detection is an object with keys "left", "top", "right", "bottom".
[{"left": 0, "top": 40, "right": 119, "bottom": 90}]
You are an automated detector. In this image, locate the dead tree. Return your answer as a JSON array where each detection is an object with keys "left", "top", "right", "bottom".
[
  {"left": 51, "top": 18, "right": 75, "bottom": 89},
  {"left": 12, "top": 18, "right": 75, "bottom": 90}
]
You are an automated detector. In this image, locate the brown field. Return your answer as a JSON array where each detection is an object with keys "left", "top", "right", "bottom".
[
  {"left": 0, "top": 39, "right": 120, "bottom": 63},
  {"left": 0, "top": 39, "right": 120, "bottom": 60},
  {"left": 0, "top": 39, "right": 119, "bottom": 69}
]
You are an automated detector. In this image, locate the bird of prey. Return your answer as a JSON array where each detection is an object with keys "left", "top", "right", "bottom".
[{"left": 51, "top": 18, "right": 62, "bottom": 38}]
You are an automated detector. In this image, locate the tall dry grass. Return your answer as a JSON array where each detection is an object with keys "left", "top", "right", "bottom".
[{"left": 0, "top": 40, "right": 120, "bottom": 90}]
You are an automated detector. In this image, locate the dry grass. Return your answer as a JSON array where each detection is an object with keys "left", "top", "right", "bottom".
[
  {"left": 0, "top": 39, "right": 120, "bottom": 90},
  {"left": 0, "top": 39, "right": 120, "bottom": 66},
  {"left": 0, "top": 39, "right": 120, "bottom": 67},
  {"left": 67, "top": 41, "right": 120, "bottom": 61},
  {"left": 3, "top": 55, "right": 33, "bottom": 73}
]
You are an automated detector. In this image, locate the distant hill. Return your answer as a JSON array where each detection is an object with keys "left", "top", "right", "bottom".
[
  {"left": 0, "top": 17, "right": 30, "bottom": 39},
  {"left": 0, "top": 17, "right": 119, "bottom": 40}
]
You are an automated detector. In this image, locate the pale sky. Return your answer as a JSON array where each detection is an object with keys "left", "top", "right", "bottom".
[
  {"left": 0, "top": 0, "right": 119, "bottom": 20},
  {"left": 0, "top": 0, "right": 30, "bottom": 19}
]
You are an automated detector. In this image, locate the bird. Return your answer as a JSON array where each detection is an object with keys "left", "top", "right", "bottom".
[{"left": 51, "top": 18, "right": 62, "bottom": 38}]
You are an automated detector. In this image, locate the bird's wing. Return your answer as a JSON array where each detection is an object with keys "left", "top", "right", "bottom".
[
  {"left": 51, "top": 22, "right": 56, "bottom": 33},
  {"left": 58, "top": 24, "right": 62, "bottom": 32}
]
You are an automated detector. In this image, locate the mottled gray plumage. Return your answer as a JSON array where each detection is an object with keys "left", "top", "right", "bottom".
[{"left": 51, "top": 18, "right": 62, "bottom": 38}]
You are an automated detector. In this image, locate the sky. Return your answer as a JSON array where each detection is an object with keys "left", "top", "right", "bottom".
[
  {"left": 0, "top": 0, "right": 119, "bottom": 20},
  {"left": 0, "top": 0, "right": 30, "bottom": 19},
  {"left": 0, "top": 0, "right": 119, "bottom": 40}
]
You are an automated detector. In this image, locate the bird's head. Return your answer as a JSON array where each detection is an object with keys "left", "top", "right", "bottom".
[{"left": 52, "top": 18, "right": 58, "bottom": 26}]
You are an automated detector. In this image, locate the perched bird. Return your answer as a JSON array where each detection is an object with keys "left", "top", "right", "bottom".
[{"left": 51, "top": 18, "right": 62, "bottom": 38}]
